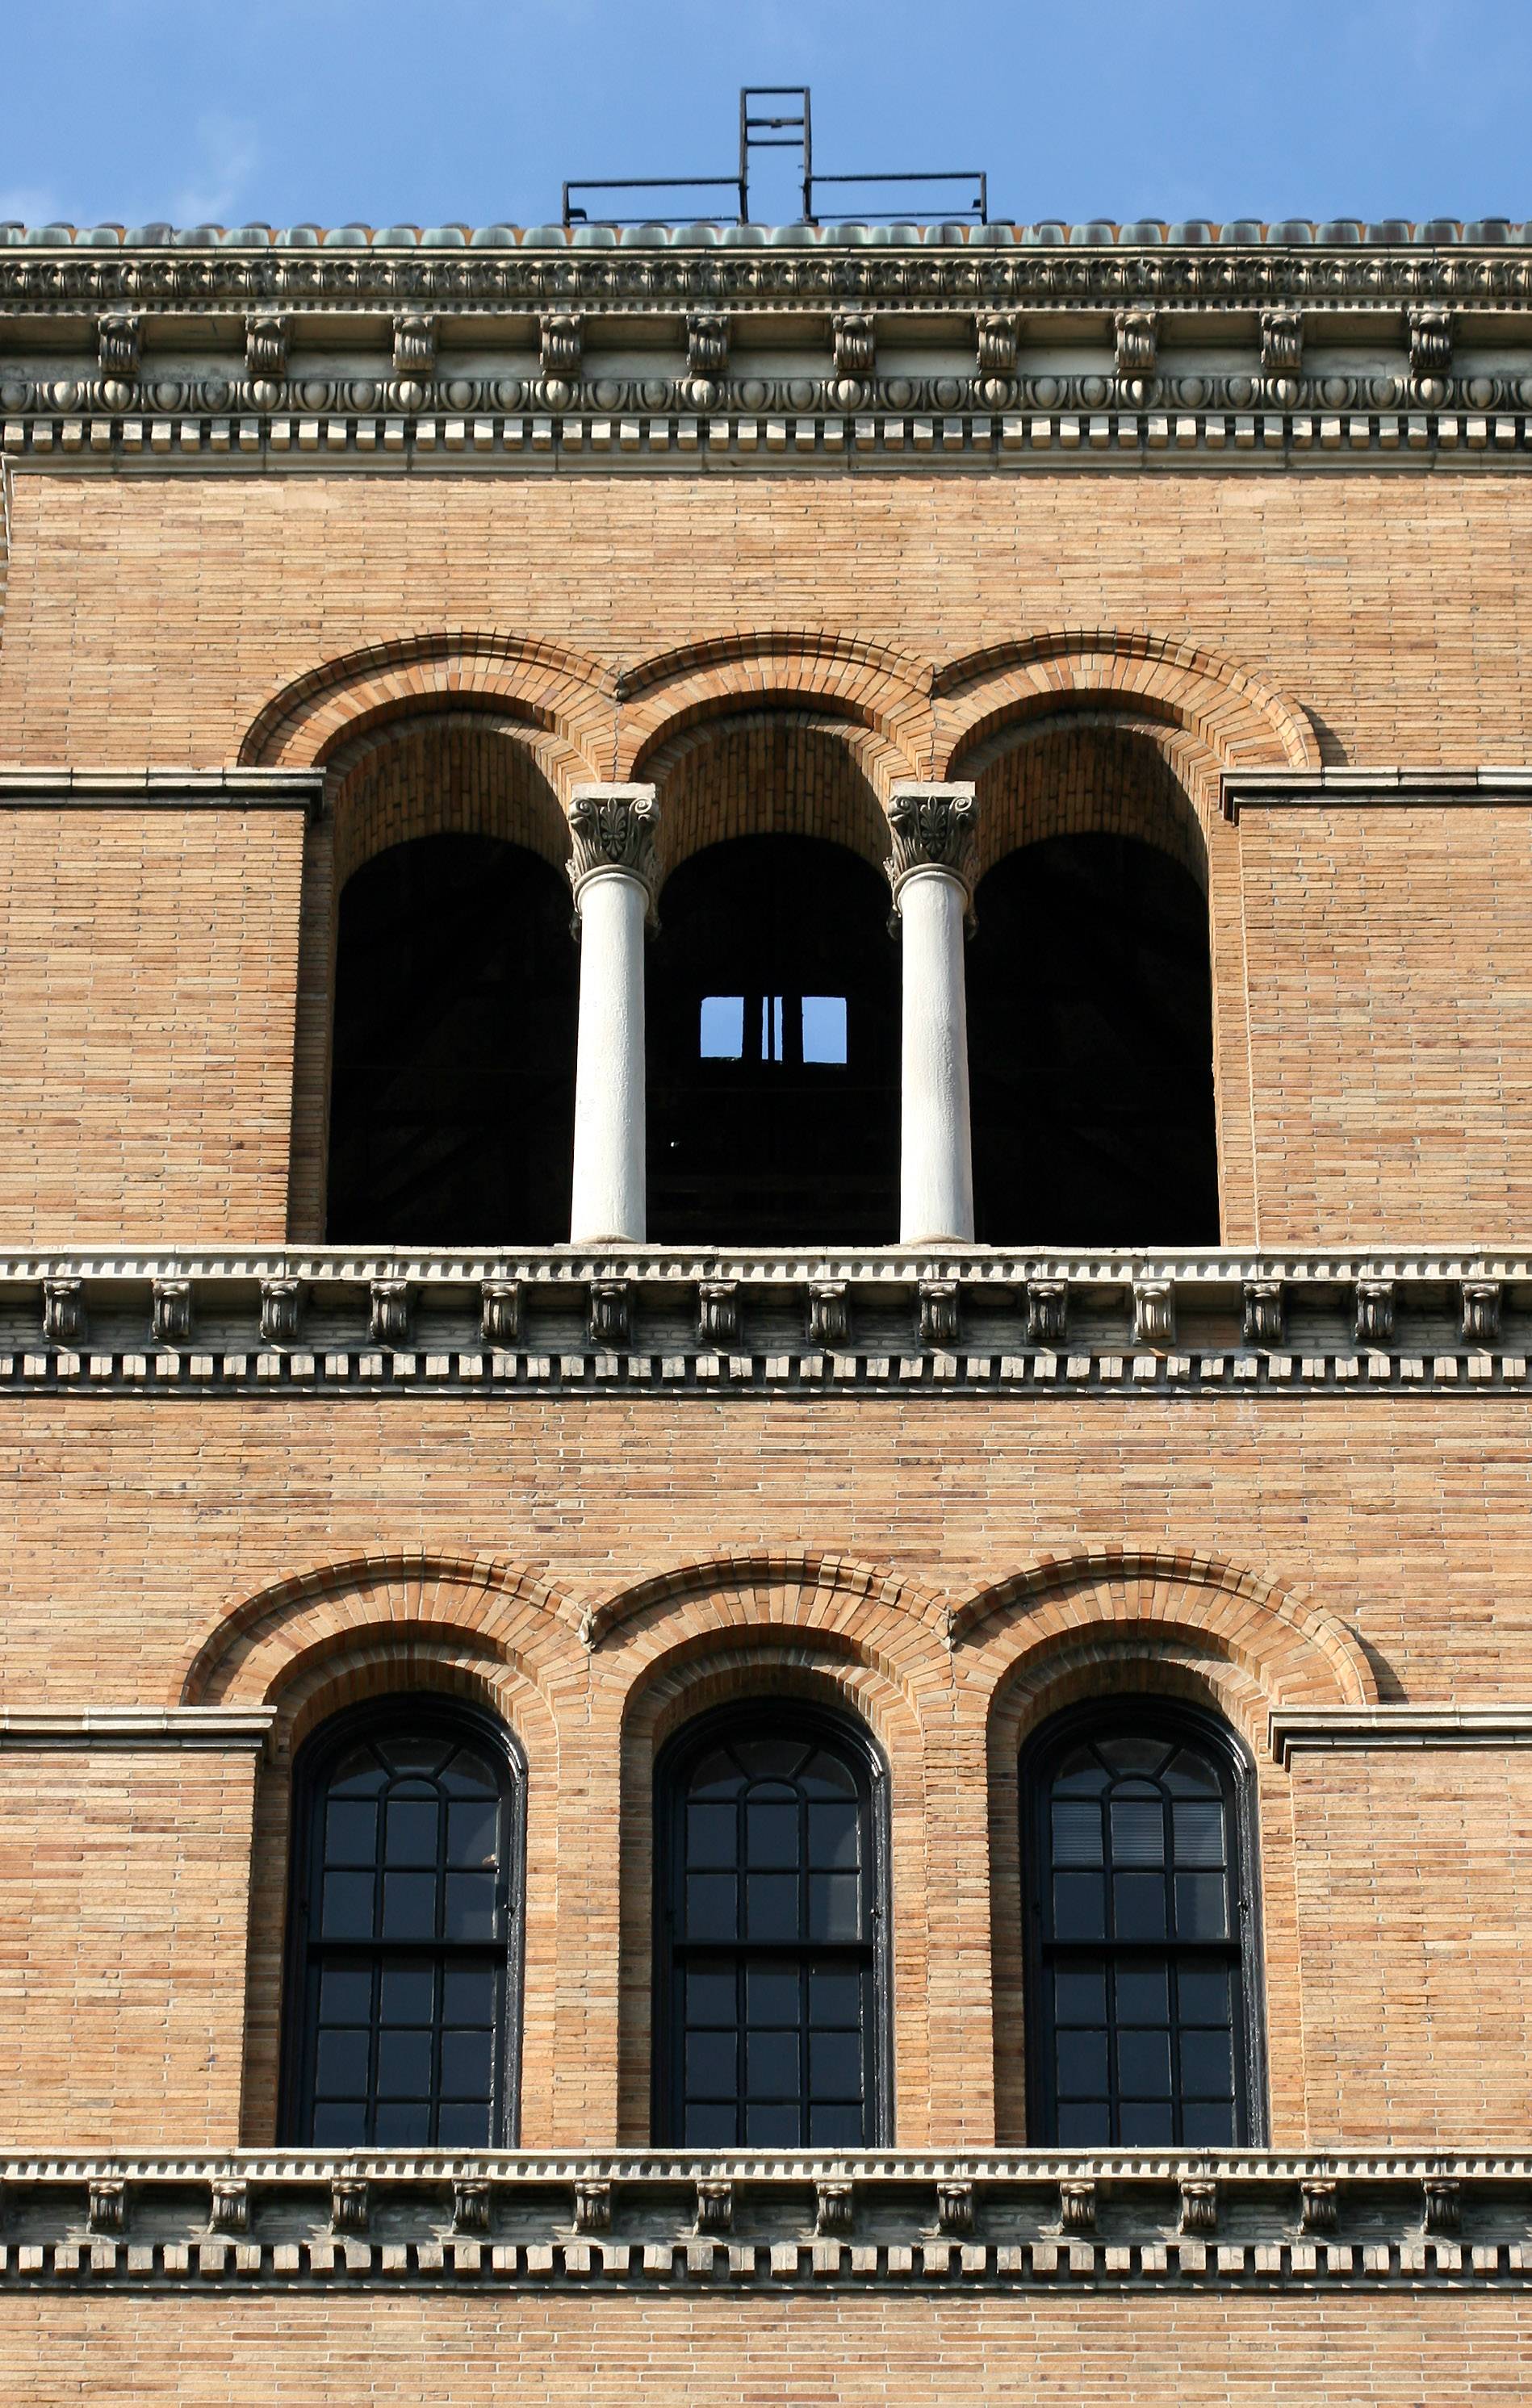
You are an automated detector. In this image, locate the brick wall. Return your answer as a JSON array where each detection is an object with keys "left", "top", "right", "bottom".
[
  {"left": 3, "top": 2289, "right": 1527, "bottom": 2406},
  {"left": 0, "top": 1750, "right": 257, "bottom": 2147}
]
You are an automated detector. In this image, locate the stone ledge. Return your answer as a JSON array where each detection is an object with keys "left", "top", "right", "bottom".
[
  {"left": 0, "top": 2153, "right": 1525, "bottom": 2292},
  {"left": 0, "top": 1708, "right": 276, "bottom": 1751},
  {"left": 1270, "top": 1706, "right": 1532, "bottom": 1762}
]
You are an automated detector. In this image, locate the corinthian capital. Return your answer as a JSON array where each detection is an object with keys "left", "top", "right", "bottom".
[
  {"left": 885, "top": 784, "right": 980, "bottom": 907},
  {"left": 567, "top": 784, "right": 661, "bottom": 913}
]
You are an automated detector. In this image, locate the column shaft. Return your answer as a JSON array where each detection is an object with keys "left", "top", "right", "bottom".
[
  {"left": 898, "top": 865, "right": 974, "bottom": 1244},
  {"left": 567, "top": 785, "right": 660, "bottom": 1247}
]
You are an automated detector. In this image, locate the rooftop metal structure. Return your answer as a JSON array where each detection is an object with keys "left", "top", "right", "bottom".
[{"left": 561, "top": 84, "right": 988, "bottom": 230}]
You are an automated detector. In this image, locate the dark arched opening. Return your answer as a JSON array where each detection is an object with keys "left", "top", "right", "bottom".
[
  {"left": 326, "top": 833, "right": 577, "bottom": 1244},
  {"left": 647, "top": 835, "right": 899, "bottom": 1244},
  {"left": 967, "top": 834, "right": 1219, "bottom": 1243}
]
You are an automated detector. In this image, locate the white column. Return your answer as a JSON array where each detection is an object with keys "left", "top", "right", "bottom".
[
  {"left": 567, "top": 784, "right": 660, "bottom": 1245},
  {"left": 886, "top": 784, "right": 979, "bottom": 1245}
]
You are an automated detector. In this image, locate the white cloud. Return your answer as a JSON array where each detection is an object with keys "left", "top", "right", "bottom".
[
  {"left": 170, "top": 113, "right": 261, "bottom": 226},
  {"left": 0, "top": 185, "right": 63, "bottom": 228}
]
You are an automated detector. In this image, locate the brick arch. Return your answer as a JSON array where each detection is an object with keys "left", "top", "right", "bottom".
[
  {"left": 610, "top": 1623, "right": 936, "bottom": 2147},
  {"left": 617, "top": 630, "right": 934, "bottom": 792},
  {"left": 236, "top": 630, "right": 614, "bottom": 798},
  {"left": 325, "top": 711, "right": 571, "bottom": 888},
  {"left": 969, "top": 716, "right": 1211, "bottom": 889},
  {"left": 236, "top": 1628, "right": 562, "bottom": 2147},
  {"left": 950, "top": 1547, "right": 1376, "bottom": 1708},
  {"left": 934, "top": 629, "right": 1321, "bottom": 799},
  {"left": 179, "top": 1550, "right": 583, "bottom": 1709},
  {"left": 643, "top": 709, "right": 896, "bottom": 880},
  {"left": 579, "top": 1548, "right": 954, "bottom": 1678}
]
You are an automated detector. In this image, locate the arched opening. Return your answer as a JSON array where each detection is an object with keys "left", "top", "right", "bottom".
[
  {"left": 1020, "top": 1696, "right": 1265, "bottom": 2148},
  {"left": 963, "top": 723, "right": 1219, "bottom": 1244},
  {"left": 647, "top": 834, "right": 899, "bottom": 1244},
  {"left": 279, "top": 1695, "right": 525, "bottom": 2148},
  {"left": 326, "top": 832, "right": 577, "bottom": 1243},
  {"left": 652, "top": 1700, "right": 891, "bottom": 2147}
]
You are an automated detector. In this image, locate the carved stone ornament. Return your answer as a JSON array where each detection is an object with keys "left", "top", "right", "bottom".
[
  {"left": 392, "top": 312, "right": 437, "bottom": 375},
  {"left": 369, "top": 1278, "right": 412, "bottom": 1348},
  {"left": 936, "top": 2180, "right": 974, "bottom": 2238},
  {"left": 245, "top": 313, "right": 289, "bottom": 378},
  {"left": 42, "top": 1277, "right": 86, "bottom": 1347},
  {"left": 567, "top": 786, "right": 662, "bottom": 915},
  {"left": 975, "top": 311, "right": 1019, "bottom": 374},
  {"left": 452, "top": 2179, "right": 492, "bottom": 2235},
  {"left": 806, "top": 1281, "right": 851, "bottom": 1348},
  {"left": 1354, "top": 1277, "right": 1396, "bottom": 1346},
  {"left": 479, "top": 1279, "right": 523, "bottom": 1348},
  {"left": 1423, "top": 2175, "right": 1462, "bottom": 2236},
  {"left": 1026, "top": 1277, "right": 1069, "bottom": 1346},
  {"left": 686, "top": 312, "right": 730, "bottom": 377},
  {"left": 152, "top": 1278, "right": 193, "bottom": 1346},
  {"left": 96, "top": 313, "right": 141, "bottom": 377},
  {"left": 832, "top": 311, "right": 876, "bottom": 376},
  {"left": 696, "top": 1280, "right": 739, "bottom": 1346},
  {"left": 1132, "top": 1277, "right": 1175, "bottom": 1348},
  {"left": 1300, "top": 2178, "right": 1339, "bottom": 2234},
  {"left": 210, "top": 2180, "right": 249, "bottom": 2236},
  {"left": 330, "top": 2178, "right": 370, "bottom": 2235},
  {"left": 1114, "top": 307, "right": 1158, "bottom": 376},
  {"left": 1058, "top": 2178, "right": 1096, "bottom": 2234},
  {"left": 259, "top": 1277, "right": 302, "bottom": 1346},
  {"left": 540, "top": 311, "right": 583, "bottom": 379},
  {"left": 1460, "top": 1277, "right": 1502, "bottom": 1345},
  {"left": 1178, "top": 2177, "right": 1218, "bottom": 2235},
  {"left": 1409, "top": 304, "right": 1453, "bottom": 374},
  {"left": 1260, "top": 307, "right": 1304, "bottom": 374},
  {"left": 1242, "top": 1277, "right": 1286, "bottom": 1346},
  {"left": 572, "top": 2180, "right": 612, "bottom": 2235},
  {"left": 885, "top": 784, "right": 980, "bottom": 909},
  {"left": 694, "top": 2177, "right": 734, "bottom": 2235},
  {"left": 814, "top": 2180, "right": 854, "bottom": 2237},
  {"left": 88, "top": 2179, "right": 127, "bottom": 2235},
  {"left": 919, "top": 1279, "right": 961, "bottom": 1348},
  {"left": 588, "top": 1278, "right": 630, "bottom": 1350}
]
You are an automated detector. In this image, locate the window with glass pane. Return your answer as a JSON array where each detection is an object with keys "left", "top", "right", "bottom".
[
  {"left": 1025, "top": 1712, "right": 1261, "bottom": 2147},
  {"left": 283, "top": 1704, "right": 520, "bottom": 2148},
  {"left": 657, "top": 1712, "right": 886, "bottom": 2147}
]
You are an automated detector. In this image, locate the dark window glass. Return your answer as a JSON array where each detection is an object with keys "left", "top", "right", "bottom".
[
  {"left": 283, "top": 1701, "right": 521, "bottom": 2147},
  {"left": 656, "top": 1708, "right": 888, "bottom": 2146},
  {"left": 1025, "top": 1708, "right": 1262, "bottom": 2147}
]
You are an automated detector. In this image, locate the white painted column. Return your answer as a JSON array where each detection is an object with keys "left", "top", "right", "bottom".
[
  {"left": 886, "top": 783, "right": 979, "bottom": 1245},
  {"left": 567, "top": 784, "right": 660, "bottom": 1245}
]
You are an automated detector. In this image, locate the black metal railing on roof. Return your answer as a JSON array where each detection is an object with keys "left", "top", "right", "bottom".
[{"left": 562, "top": 83, "right": 988, "bottom": 230}]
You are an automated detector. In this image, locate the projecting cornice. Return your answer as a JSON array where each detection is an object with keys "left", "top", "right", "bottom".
[{"left": 6, "top": 233, "right": 1532, "bottom": 467}]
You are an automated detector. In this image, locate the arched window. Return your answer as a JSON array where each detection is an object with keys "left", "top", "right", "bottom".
[
  {"left": 281, "top": 1699, "right": 523, "bottom": 2147},
  {"left": 1023, "top": 1704, "right": 1264, "bottom": 2147},
  {"left": 655, "top": 1707, "right": 890, "bottom": 2147}
]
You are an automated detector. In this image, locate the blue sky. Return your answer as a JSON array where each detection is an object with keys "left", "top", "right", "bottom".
[{"left": 4, "top": 0, "right": 1530, "bottom": 232}]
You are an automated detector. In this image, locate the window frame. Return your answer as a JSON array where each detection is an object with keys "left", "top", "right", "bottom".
[
  {"left": 1019, "top": 1696, "right": 1267, "bottom": 2148},
  {"left": 651, "top": 1699, "right": 894, "bottom": 2148},
  {"left": 278, "top": 1694, "right": 528, "bottom": 2150}
]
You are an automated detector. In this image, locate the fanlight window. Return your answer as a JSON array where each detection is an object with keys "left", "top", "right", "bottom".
[
  {"left": 656, "top": 1712, "right": 888, "bottom": 2147},
  {"left": 1025, "top": 1711, "right": 1262, "bottom": 2147},
  {"left": 283, "top": 1704, "right": 521, "bottom": 2147}
]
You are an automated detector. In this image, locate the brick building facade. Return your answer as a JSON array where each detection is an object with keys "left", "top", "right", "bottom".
[{"left": 1, "top": 212, "right": 1531, "bottom": 2400}]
